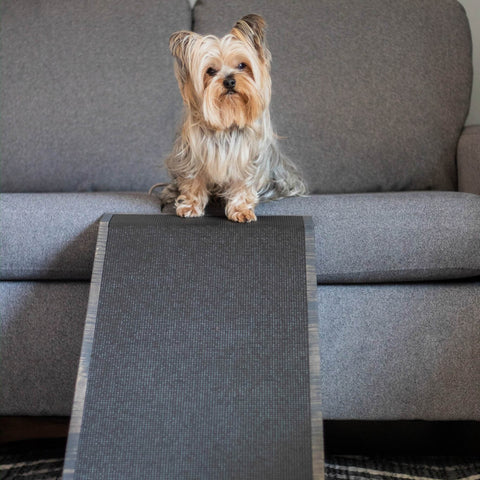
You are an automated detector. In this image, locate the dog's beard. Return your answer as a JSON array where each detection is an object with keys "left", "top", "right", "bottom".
[{"left": 202, "top": 76, "right": 264, "bottom": 130}]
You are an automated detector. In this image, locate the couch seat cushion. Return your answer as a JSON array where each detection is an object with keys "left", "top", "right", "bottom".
[
  {"left": 1, "top": 193, "right": 161, "bottom": 280},
  {"left": 257, "top": 192, "right": 480, "bottom": 283},
  {"left": 2, "top": 191, "right": 480, "bottom": 283}
]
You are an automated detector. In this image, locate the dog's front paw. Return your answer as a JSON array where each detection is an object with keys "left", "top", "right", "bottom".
[
  {"left": 227, "top": 207, "right": 257, "bottom": 223},
  {"left": 175, "top": 195, "right": 205, "bottom": 218}
]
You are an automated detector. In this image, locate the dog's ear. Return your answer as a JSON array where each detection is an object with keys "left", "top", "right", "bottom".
[
  {"left": 169, "top": 31, "right": 199, "bottom": 83},
  {"left": 231, "top": 14, "right": 269, "bottom": 62}
]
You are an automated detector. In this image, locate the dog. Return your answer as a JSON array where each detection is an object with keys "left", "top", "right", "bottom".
[{"left": 159, "top": 14, "right": 307, "bottom": 222}]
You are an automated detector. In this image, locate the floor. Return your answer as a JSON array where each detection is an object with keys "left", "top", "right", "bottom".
[{"left": 1, "top": 418, "right": 479, "bottom": 479}]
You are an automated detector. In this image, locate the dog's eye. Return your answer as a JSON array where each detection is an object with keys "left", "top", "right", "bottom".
[
  {"left": 206, "top": 67, "right": 217, "bottom": 77},
  {"left": 237, "top": 63, "right": 247, "bottom": 70}
]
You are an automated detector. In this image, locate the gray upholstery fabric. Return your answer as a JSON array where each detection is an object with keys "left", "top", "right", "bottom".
[
  {"left": 256, "top": 192, "right": 480, "bottom": 283},
  {"left": 4, "top": 191, "right": 480, "bottom": 283},
  {"left": 2, "top": 280, "right": 480, "bottom": 420},
  {"left": 193, "top": 0, "right": 472, "bottom": 194},
  {"left": 0, "top": 193, "right": 161, "bottom": 280},
  {"left": 458, "top": 126, "right": 480, "bottom": 195},
  {"left": 318, "top": 282, "right": 480, "bottom": 420},
  {"left": 0, "top": 0, "right": 190, "bottom": 192},
  {"left": 0, "top": 281, "right": 89, "bottom": 415}
]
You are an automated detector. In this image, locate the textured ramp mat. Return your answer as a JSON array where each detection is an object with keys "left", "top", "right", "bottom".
[{"left": 63, "top": 214, "right": 322, "bottom": 479}]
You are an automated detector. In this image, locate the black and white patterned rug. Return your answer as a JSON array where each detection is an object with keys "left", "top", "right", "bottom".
[
  {"left": 0, "top": 439, "right": 65, "bottom": 480},
  {"left": 326, "top": 455, "right": 480, "bottom": 480},
  {"left": 1, "top": 439, "right": 480, "bottom": 480}
]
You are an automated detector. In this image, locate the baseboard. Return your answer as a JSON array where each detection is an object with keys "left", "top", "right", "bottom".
[{"left": 0, "top": 416, "right": 70, "bottom": 444}]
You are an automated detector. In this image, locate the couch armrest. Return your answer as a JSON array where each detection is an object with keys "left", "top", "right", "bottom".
[{"left": 458, "top": 126, "right": 480, "bottom": 194}]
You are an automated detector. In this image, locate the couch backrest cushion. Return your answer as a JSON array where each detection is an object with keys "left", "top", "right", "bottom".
[
  {"left": 194, "top": 0, "right": 473, "bottom": 193},
  {"left": 0, "top": 0, "right": 190, "bottom": 192}
]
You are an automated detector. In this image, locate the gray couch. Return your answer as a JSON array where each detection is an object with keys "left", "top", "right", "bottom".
[{"left": 1, "top": 0, "right": 479, "bottom": 421}]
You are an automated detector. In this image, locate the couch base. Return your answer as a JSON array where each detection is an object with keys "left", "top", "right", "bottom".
[
  {"left": 2, "top": 417, "right": 480, "bottom": 456},
  {"left": 1, "top": 280, "right": 479, "bottom": 419},
  {"left": 324, "top": 420, "right": 480, "bottom": 455}
]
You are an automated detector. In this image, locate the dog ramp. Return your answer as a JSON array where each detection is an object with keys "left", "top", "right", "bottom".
[{"left": 63, "top": 214, "right": 323, "bottom": 479}]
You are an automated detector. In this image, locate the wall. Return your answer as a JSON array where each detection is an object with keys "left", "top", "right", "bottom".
[{"left": 459, "top": 0, "right": 480, "bottom": 126}]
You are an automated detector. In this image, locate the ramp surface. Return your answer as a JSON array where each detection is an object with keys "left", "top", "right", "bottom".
[{"left": 63, "top": 214, "right": 322, "bottom": 479}]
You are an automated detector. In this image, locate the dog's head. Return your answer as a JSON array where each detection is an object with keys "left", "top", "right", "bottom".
[{"left": 169, "top": 14, "right": 272, "bottom": 130}]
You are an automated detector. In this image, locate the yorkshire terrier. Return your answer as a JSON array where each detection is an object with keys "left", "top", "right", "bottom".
[{"left": 159, "top": 14, "right": 307, "bottom": 222}]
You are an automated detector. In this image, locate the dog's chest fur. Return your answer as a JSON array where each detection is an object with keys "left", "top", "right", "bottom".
[{"left": 195, "top": 127, "right": 261, "bottom": 186}]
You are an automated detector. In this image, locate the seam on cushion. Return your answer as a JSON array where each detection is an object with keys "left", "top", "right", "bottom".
[
  {"left": 316, "top": 267, "right": 480, "bottom": 284},
  {"left": 324, "top": 266, "right": 480, "bottom": 274},
  {"left": 0, "top": 269, "right": 92, "bottom": 280},
  {"left": 3, "top": 267, "right": 480, "bottom": 283},
  {"left": 4, "top": 266, "right": 480, "bottom": 274}
]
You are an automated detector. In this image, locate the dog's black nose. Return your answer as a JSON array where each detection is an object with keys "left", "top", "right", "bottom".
[{"left": 223, "top": 75, "right": 236, "bottom": 90}]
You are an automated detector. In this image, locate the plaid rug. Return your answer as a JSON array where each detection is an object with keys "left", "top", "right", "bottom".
[
  {"left": 326, "top": 455, "right": 480, "bottom": 480},
  {"left": 0, "top": 439, "right": 65, "bottom": 480},
  {"left": 1, "top": 440, "right": 480, "bottom": 480}
]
